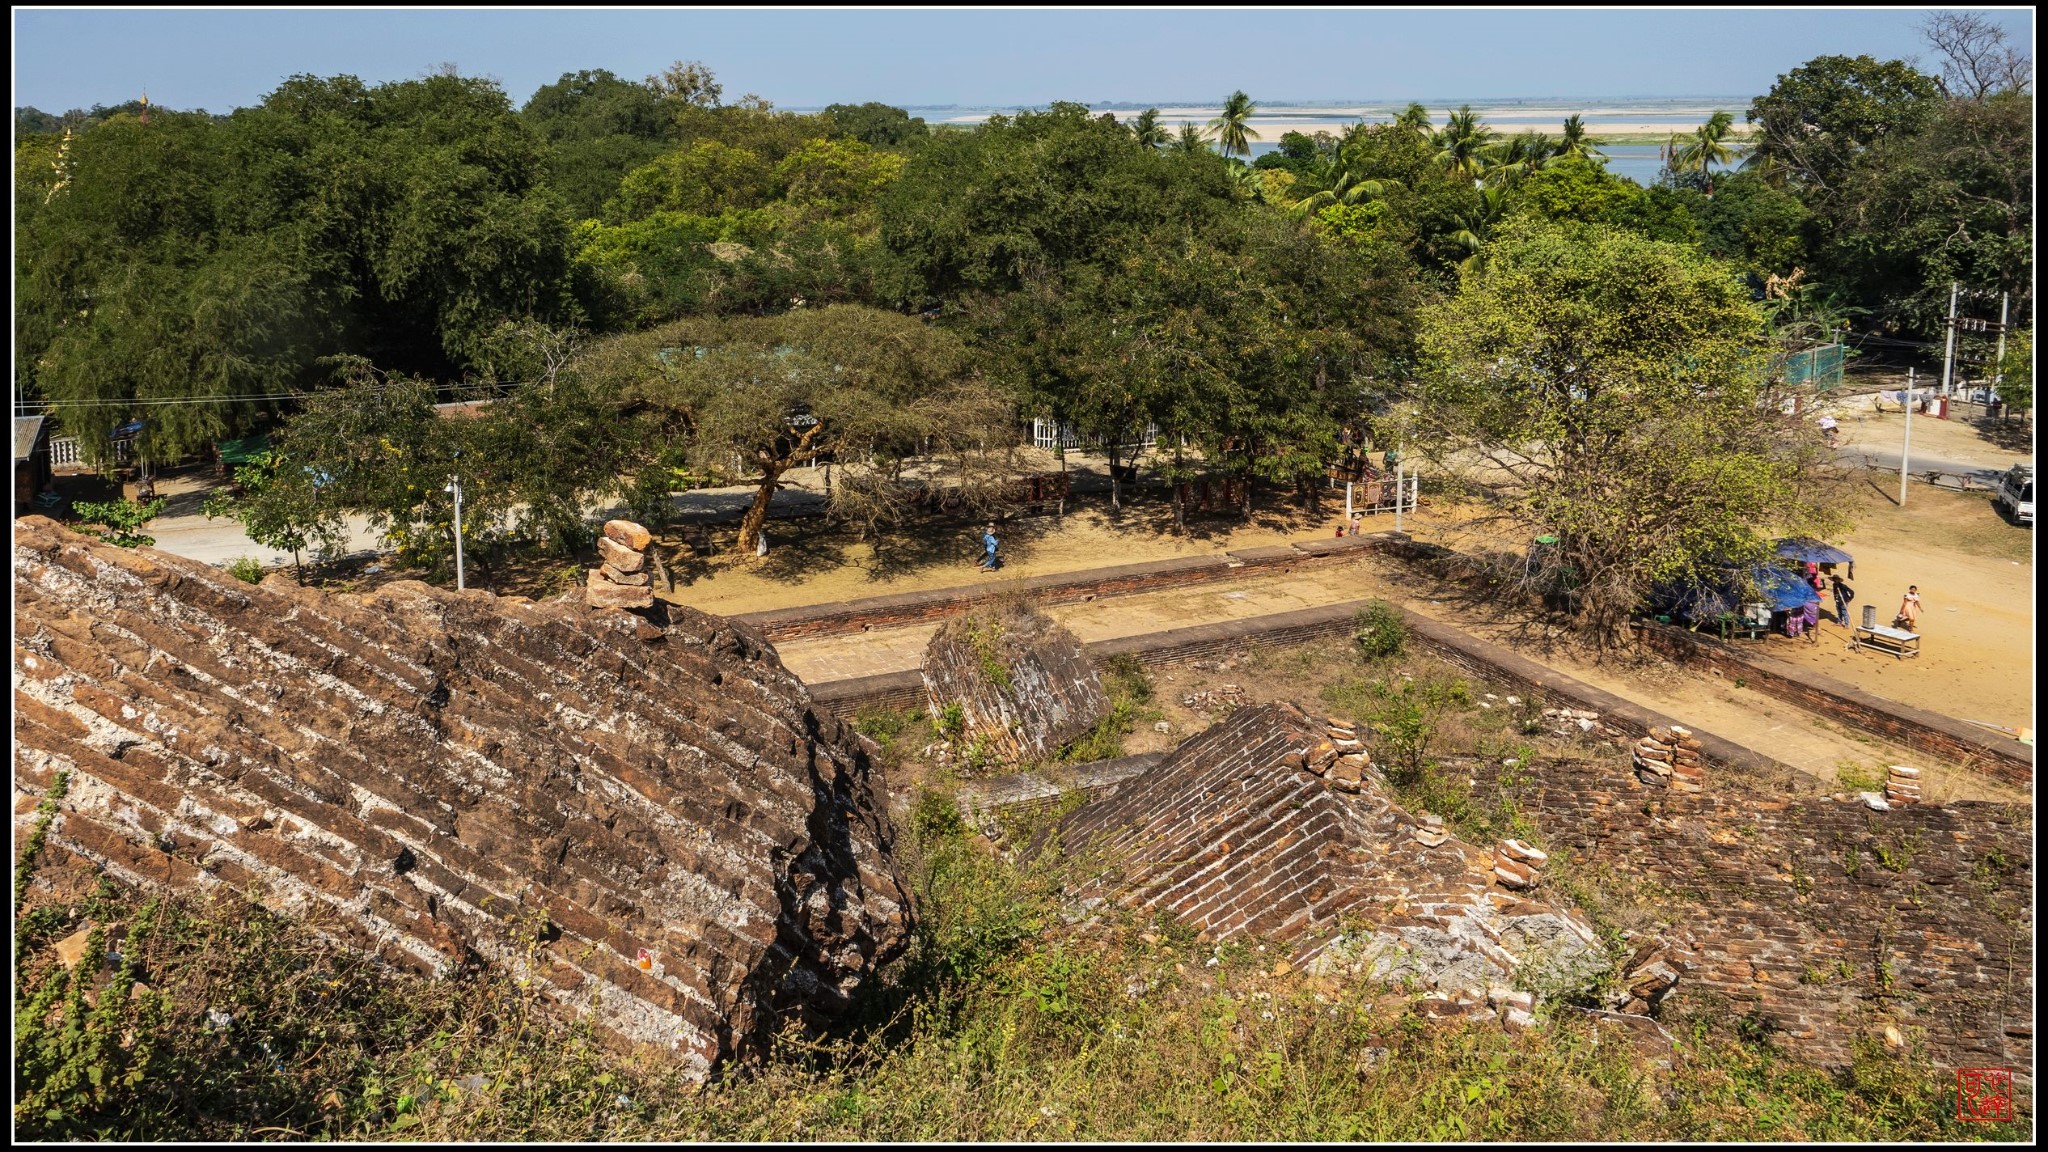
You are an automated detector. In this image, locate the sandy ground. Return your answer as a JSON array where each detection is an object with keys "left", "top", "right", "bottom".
[
  {"left": 662, "top": 484, "right": 1420, "bottom": 618},
  {"left": 779, "top": 551, "right": 2025, "bottom": 804}
]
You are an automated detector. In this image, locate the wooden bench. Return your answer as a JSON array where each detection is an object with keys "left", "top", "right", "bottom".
[{"left": 1849, "top": 624, "right": 1921, "bottom": 659}]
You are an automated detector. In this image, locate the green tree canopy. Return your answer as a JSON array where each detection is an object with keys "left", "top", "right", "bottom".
[{"left": 1416, "top": 219, "right": 1845, "bottom": 638}]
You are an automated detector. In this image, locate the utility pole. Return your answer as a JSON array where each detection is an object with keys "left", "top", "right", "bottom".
[
  {"left": 1938, "top": 282, "right": 1959, "bottom": 398},
  {"left": 1393, "top": 440, "right": 1406, "bottom": 532},
  {"left": 445, "top": 474, "right": 466, "bottom": 591},
  {"left": 1992, "top": 291, "right": 2010, "bottom": 409},
  {"left": 1898, "top": 369, "right": 1914, "bottom": 509}
]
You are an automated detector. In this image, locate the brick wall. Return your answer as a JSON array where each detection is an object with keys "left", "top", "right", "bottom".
[
  {"left": 811, "top": 598, "right": 1807, "bottom": 784},
  {"left": 732, "top": 534, "right": 1387, "bottom": 642},
  {"left": 1472, "top": 757, "right": 2033, "bottom": 1075}
]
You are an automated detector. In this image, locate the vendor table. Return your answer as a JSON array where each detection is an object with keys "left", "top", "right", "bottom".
[{"left": 1849, "top": 624, "right": 1921, "bottom": 659}]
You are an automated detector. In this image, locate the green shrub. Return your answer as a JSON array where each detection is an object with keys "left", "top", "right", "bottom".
[
  {"left": 70, "top": 497, "right": 168, "bottom": 549},
  {"left": 1353, "top": 601, "right": 1406, "bottom": 660},
  {"left": 226, "top": 557, "right": 266, "bottom": 585}
]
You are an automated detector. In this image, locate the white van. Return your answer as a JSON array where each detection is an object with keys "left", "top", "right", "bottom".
[{"left": 1992, "top": 464, "right": 2033, "bottom": 526}]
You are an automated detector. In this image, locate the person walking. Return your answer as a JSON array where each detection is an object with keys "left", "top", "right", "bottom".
[
  {"left": 977, "top": 522, "right": 1000, "bottom": 572},
  {"left": 1829, "top": 572, "right": 1855, "bottom": 626},
  {"left": 1817, "top": 413, "right": 1839, "bottom": 448},
  {"left": 1894, "top": 585, "right": 1922, "bottom": 630}
]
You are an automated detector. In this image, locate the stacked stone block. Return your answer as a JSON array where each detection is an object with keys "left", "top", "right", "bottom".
[
  {"left": 586, "top": 519, "right": 654, "bottom": 610},
  {"left": 1632, "top": 724, "right": 1704, "bottom": 791},
  {"left": 1884, "top": 764, "right": 1921, "bottom": 806}
]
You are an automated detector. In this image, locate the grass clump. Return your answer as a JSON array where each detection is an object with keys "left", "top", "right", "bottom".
[
  {"left": 1059, "top": 654, "right": 1159, "bottom": 764},
  {"left": 1352, "top": 600, "right": 1407, "bottom": 660}
]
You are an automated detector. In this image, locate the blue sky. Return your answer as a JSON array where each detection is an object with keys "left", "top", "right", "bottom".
[{"left": 13, "top": 7, "right": 2036, "bottom": 114}]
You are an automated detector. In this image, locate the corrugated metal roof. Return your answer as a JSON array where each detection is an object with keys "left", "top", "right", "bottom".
[{"left": 14, "top": 415, "right": 47, "bottom": 463}]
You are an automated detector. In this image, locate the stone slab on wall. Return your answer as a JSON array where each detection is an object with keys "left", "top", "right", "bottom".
[{"left": 11, "top": 517, "right": 912, "bottom": 1081}]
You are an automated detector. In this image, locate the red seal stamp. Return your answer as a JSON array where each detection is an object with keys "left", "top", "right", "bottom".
[{"left": 1956, "top": 1067, "right": 2013, "bottom": 1122}]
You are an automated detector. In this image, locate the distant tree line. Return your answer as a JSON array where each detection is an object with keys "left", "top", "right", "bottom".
[{"left": 12, "top": 19, "right": 2032, "bottom": 629}]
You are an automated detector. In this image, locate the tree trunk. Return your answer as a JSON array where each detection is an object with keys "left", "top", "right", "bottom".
[
  {"left": 1107, "top": 442, "right": 1122, "bottom": 510},
  {"left": 736, "top": 468, "right": 782, "bottom": 553}
]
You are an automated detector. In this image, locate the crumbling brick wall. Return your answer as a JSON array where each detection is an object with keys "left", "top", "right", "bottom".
[
  {"left": 1470, "top": 756, "right": 2032, "bottom": 1075},
  {"left": 1048, "top": 703, "right": 1607, "bottom": 1003},
  {"left": 920, "top": 602, "right": 1108, "bottom": 761},
  {"left": 11, "top": 517, "right": 912, "bottom": 1081}
]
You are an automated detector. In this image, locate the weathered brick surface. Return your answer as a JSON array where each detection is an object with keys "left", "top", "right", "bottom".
[
  {"left": 1046, "top": 703, "right": 1606, "bottom": 998},
  {"left": 11, "top": 518, "right": 912, "bottom": 1080},
  {"left": 1470, "top": 756, "right": 2033, "bottom": 1075},
  {"left": 1634, "top": 621, "right": 2032, "bottom": 787},
  {"left": 920, "top": 604, "right": 1108, "bottom": 761}
]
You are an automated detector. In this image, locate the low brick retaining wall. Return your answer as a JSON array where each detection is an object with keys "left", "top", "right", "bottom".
[
  {"left": 734, "top": 533, "right": 1389, "bottom": 642},
  {"left": 953, "top": 753, "right": 1165, "bottom": 828},
  {"left": 807, "top": 598, "right": 1806, "bottom": 783},
  {"left": 1633, "top": 621, "right": 2032, "bottom": 788}
]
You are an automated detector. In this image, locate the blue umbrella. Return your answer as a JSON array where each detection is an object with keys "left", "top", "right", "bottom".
[
  {"left": 1753, "top": 565, "right": 1820, "bottom": 611},
  {"left": 1773, "top": 537, "right": 1853, "bottom": 566}
]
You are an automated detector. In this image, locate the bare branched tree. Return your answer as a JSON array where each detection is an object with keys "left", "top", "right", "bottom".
[{"left": 1920, "top": 12, "right": 2033, "bottom": 100}]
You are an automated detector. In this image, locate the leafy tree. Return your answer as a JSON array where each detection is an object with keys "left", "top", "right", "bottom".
[
  {"left": 605, "top": 305, "right": 1019, "bottom": 551},
  {"left": 1392, "top": 102, "right": 1432, "bottom": 135},
  {"left": 1745, "top": 55, "right": 1941, "bottom": 194},
  {"left": 772, "top": 137, "right": 906, "bottom": 219},
  {"left": 1415, "top": 219, "right": 1846, "bottom": 640},
  {"left": 647, "top": 60, "right": 723, "bottom": 110},
  {"left": 1686, "top": 171, "right": 1807, "bottom": 278},
  {"left": 1502, "top": 157, "right": 1638, "bottom": 225},
  {"left": 70, "top": 497, "right": 168, "bottom": 548},
  {"left": 1673, "top": 110, "right": 1743, "bottom": 195},
  {"left": 1556, "top": 114, "right": 1604, "bottom": 163},
  {"left": 880, "top": 102, "right": 1234, "bottom": 300},
  {"left": 1207, "top": 90, "right": 1260, "bottom": 159},
  {"left": 823, "top": 102, "right": 929, "bottom": 148},
  {"left": 200, "top": 449, "right": 350, "bottom": 581},
  {"left": 1995, "top": 327, "right": 2032, "bottom": 419},
  {"left": 606, "top": 139, "right": 775, "bottom": 220},
  {"left": 1815, "top": 90, "right": 2032, "bottom": 331},
  {"left": 521, "top": 69, "right": 672, "bottom": 218}
]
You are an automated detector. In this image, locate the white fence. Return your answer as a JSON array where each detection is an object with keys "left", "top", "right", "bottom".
[
  {"left": 1029, "top": 418, "right": 1159, "bottom": 452},
  {"left": 48, "top": 436, "right": 84, "bottom": 468}
]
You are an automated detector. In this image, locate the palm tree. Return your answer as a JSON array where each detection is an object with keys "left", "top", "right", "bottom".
[
  {"left": 1287, "top": 144, "right": 1402, "bottom": 219},
  {"left": 1485, "top": 131, "right": 1557, "bottom": 186},
  {"left": 1226, "top": 158, "right": 1268, "bottom": 202},
  {"left": 1556, "top": 114, "right": 1605, "bottom": 163},
  {"left": 1170, "top": 122, "right": 1208, "bottom": 155},
  {"left": 1393, "top": 102, "right": 1432, "bottom": 135},
  {"left": 1130, "top": 107, "right": 1169, "bottom": 149},
  {"left": 1444, "top": 183, "right": 1510, "bottom": 274},
  {"left": 1674, "top": 110, "right": 1743, "bottom": 196},
  {"left": 1431, "top": 105, "right": 1497, "bottom": 183},
  {"left": 1207, "top": 90, "right": 1260, "bottom": 159}
]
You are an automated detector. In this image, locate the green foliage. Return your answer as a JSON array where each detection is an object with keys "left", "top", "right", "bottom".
[
  {"left": 1996, "top": 328, "right": 2031, "bottom": 417},
  {"left": 1059, "top": 655, "right": 1159, "bottom": 763},
  {"left": 934, "top": 702, "right": 968, "bottom": 741},
  {"left": 1746, "top": 55, "right": 1942, "bottom": 195},
  {"left": 606, "top": 139, "right": 775, "bottom": 220},
  {"left": 1351, "top": 600, "right": 1407, "bottom": 660},
  {"left": 11, "top": 827, "right": 2026, "bottom": 1142},
  {"left": 1835, "top": 762, "right": 1884, "bottom": 793},
  {"left": 1417, "top": 219, "right": 1848, "bottom": 638},
  {"left": 201, "top": 450, "right": 349, "bottom": 579},
  {"left": 1502, "top": 157, "right": 1641, "bottom": 225},
  {"left": 823, "top": 102, "right": 928, "bottom": 148},
  {"left": 1321, "top": 672, "right": 1472, "bottom": 783},
  {"left": 225, "top": 557, "right": 266, "bottom": 584},
  {"left": 69, "top": 497, "right": 166, "bottom": 548}
]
